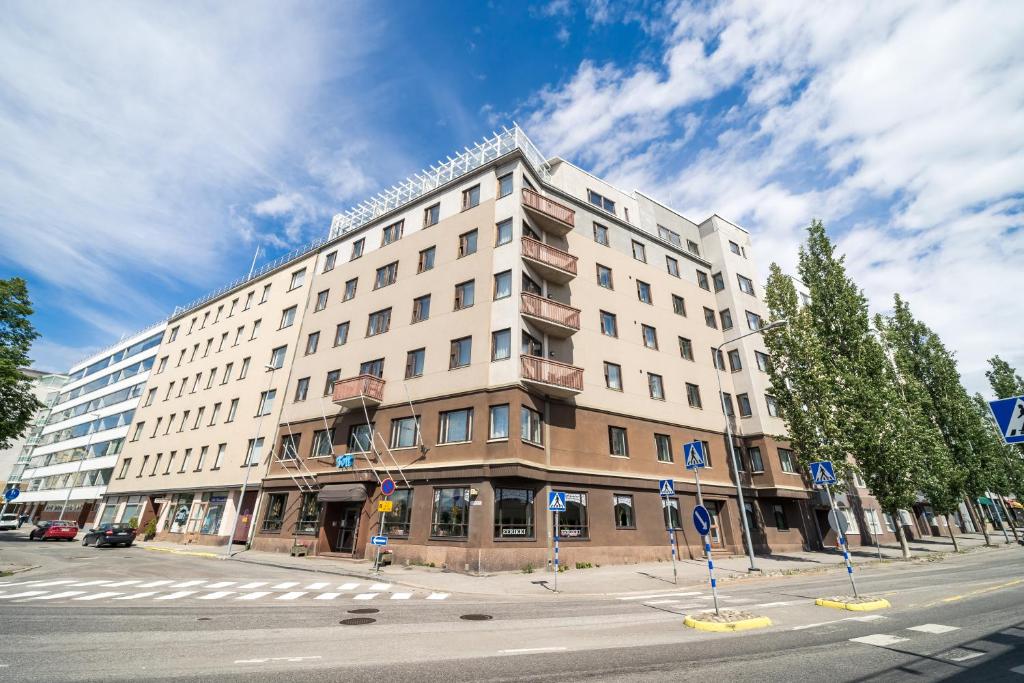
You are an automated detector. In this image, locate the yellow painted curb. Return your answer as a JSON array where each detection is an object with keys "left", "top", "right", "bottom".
[
  {"left": 683, "top": 615, "right": 772, "bottom": 632},
  {"left": 815, "top": 598, "right": 890, "bottom": 611},
  {"left": 142, "top": 546, "right": 221, "bottom": 560}
]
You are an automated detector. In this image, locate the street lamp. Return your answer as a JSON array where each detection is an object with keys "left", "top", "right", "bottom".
[
  {"left": 713, "top": 319, "right": 788, "bottom": 572},
  {"left": 225, "top": 364, "right": 277, "bottom": 558},
  {"left": 59, "top": 411, "right": 102, "bottom": 522}
]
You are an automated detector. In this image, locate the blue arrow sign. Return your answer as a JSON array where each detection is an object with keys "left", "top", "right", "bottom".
[
  {"left": 693, "top": 505, "right": 711, "bottom": 536},
  {"left": 370, "top": 535, "right": 388, "bottom": 547},
  {"left": 810, "top": 460, "right": 837, "bottom": 485},
  {"left": 548, "top": 491, "right": 567, "bottom": 512},
  {"left": 658, "top": 480, "right": 675, "bottom": 496},
  {"left": 683, "top": 441, "right": 706, "bottom": 470},
  {"left": 989, "top": 396, "right": 1024, "bottom": 445},
  {"left": 3, "top": 488, "right": 19, "bottom": 502}
]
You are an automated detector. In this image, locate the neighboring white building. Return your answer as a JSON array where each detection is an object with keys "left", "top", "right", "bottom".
[
  {"left": 0, "top": 368, "right": 69, "bottom": 490},
  {"left": 18, "top": 323, "right": 166, "bottom": 524}
]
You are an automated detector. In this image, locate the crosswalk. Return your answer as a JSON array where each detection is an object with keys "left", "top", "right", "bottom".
[
  {"left": 0, "top": 577, "right": 450, "bottom": 604},
  {"left": 849, "top": 621, "right": 1024, "bottom": 673},
  {"left": 619, "top": 588, "right": 801, "bottom": 612}
]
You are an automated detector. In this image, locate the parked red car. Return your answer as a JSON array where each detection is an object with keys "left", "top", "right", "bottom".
[{"left": 29, "top": 520, "right": 79, "bottom": 541}]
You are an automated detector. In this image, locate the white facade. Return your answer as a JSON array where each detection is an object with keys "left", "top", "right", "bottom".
[{"left": 0, "top": 369, "right": 68, "bottom": 487}]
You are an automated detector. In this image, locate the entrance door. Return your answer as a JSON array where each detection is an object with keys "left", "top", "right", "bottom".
[
  {"left": 336, "top": 505, "right": 361, "bottom": 553},
  {"left": 707, "top": 501, "right": 725, "bottom": 548},
  {"left": 233, "top": 491, "right": 258, "bottom": 544}
]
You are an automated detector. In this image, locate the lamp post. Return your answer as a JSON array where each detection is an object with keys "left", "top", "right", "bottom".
[
  {"left": 225, "top": 365, "right": 277, "bottom": 558},
  {"left": 59, "top": 412, "right": 102, "bottom": 522},
  {"left": 713, "top": 319, "right": 788, "bottom": 572}
]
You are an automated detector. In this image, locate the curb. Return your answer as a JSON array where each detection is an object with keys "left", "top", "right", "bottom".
[
  {"left": 141, "top": 546, "right": 223, "bottom": 560},
  {"left": 683, "top": 615, "right": 772, "bottom": 632},
  {"left": 815, "top": 597, "right": 891, "bottom": 611}
]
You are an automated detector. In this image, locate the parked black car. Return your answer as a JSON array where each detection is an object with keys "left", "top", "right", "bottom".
[{"left": 81, "top": 523, "right": 137, "bottom": 548}]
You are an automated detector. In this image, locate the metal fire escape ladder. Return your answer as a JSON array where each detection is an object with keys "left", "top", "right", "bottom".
[{"left": 274, "top": 420, "right": 320, "bottom": 494}]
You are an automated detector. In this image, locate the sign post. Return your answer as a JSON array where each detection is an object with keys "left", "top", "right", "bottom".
[
  {"left": 659, "top": 480, "right": 678, "bottom": 585},
  {"left": 548, "top": 491, "right": 566, "bottom": 593},
  {"left": 0, "top": 487, "right": 19, "bottom": 519},
  {"left": 685, "top": 441, "right": 719, "bottom": 615},
  {"left": 373, "top": 478, "right": 397, "bottom": 572},
  {"left": 811, "top": 460, "right": 858, "bottom": 598}
]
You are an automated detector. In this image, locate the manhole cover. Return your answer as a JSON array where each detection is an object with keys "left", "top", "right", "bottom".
[
  {"left": 340, "top": 617, "right": 376, "bottom": 626},
  {"left": 460, "top": 614, "right": 493, "bottom": 621},
  {"left": 348, "top": 608, "right": 379, "bottom": 615}
]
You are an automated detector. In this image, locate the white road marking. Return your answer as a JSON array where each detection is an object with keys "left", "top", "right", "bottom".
[
  {"left": 908, "top": 624, "right": 960, "bottom": 634},
  {"left": 237, "top": 592, "right": 271, "bottom": 601},
  {"left": 28, "top": 591, "right": 86, "bottom": 600},
  {"left": 945, "top": 651, "right": 985, "bottom": 662},
  {"left": 74, "top": 592, "right": 122, "bottom": 601},
  {"left": 314, "top": 593, "right": 340, "bottom": 600},
  {"left": 390, "top": 593, "right": 412, "bottom": 600},
  {"left": 1009, "top": 664, "right": 1024, "bottom": 674},
  {"left": 304, "top": 582, "right": 329, "bottom": 590},
  {"left": 850, "top": 634, "right": 910, "bottom": 647},
  {"left": 426, "top": 592, "right": 449, "bottom": 600},
  {"left": 369, "top": 583, "right": 391, "bottom": 591},
  {"left": 498, "top": 647, "right": 568, "bottom": 655},
  {"left": 791, "top": 614, "right": 886, "bottom": 631},
  {"left": 155, "top": 591, "right": 196, "bottom": 600},
  {"left": 353, "top": 593, "right": 378, "bottom": 600},
  {"left": 205, "top": 581, "right": 236, "bottom": 589},
  {"left": 338, "top": 582, "right": 359, "bottom": 591},
  {"left": 199, "top": 592, "right": 234, "bottom": 600},
  {"left": 67, "top": 580, "right": 115, "bottom": 587},
  {"left": 238, "top": 582, "right": 267, "bottom": 589},
  {"left": 618, "top": 591, "right": 702, "bottom": 601},
  {"left": 169, "top": 580, "right": 207, "bottom": 588},
  {"left": 114, "top": 592, "right": 159, "bottom": 600},
  {"left": 850, "top": 615, "right": 887, "bottom": 622},
  {"left": 105, "top": 580, "right": 144, "bottom": 587},
  {"left": 137, "top": 580, "right": 174, "bottom": 588},
  {"left": 0, "top": 591, "right": 47, "bottom": 599},
  {"left": 234, "top": 656, "right": 322, "bottom": 664},
  {"left": 276, "top": 592, "right": 306, "bottom": 601},
  {"left": 271, "top": 582, "right": 299, "bottom": 590},
  {"left": 30, "top": 580, "right": 78, "bottom": 587},
  {"left": 645, "top": 599, "right": 683, "bottom": 605}
]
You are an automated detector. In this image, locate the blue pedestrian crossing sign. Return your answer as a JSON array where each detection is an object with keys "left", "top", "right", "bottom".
[
  {"left": 683, "top": 441, "right": 706, "bottom": 470},
  {"left": 692, "top": 505, "right": 711, "bottom": 536},
  {"left": 658, "top": 480, "right": 675, "bottom": 496},
  {"left": 989, "top": 396, "right": 1024, "bottom": 445},
  {"left": 810, "top": 460, "right": 837, "bottom": 485},
  {"left": 548, "top": 491, "right": 567, "bottom": 512}
]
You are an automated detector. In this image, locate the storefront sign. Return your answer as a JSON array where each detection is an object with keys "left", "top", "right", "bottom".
[
  {"left": 560, "top": 528, "right": 584, "bottom": 538},
  {"left": 501, "top": 528, "right": 529, "bottom": 536},
  {"left": 377, "top": 500, "right": 393, "bottom": 513},
  {"left": 210, "top": 496, "right": 228, "bottom": 503}
]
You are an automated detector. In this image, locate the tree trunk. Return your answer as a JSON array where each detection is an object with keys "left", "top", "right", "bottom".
[
  {"left": 966, "top": 498, "right": 992, "bottom": 546},
  {"left": 997, "top": 495, "right": 1017, "bottom": 543},
  {"left": 945, "top": 514, "right": 960, "bottom": 553},
  {"left": 890, "top": 509, "right": 911, "bottom": 559}
]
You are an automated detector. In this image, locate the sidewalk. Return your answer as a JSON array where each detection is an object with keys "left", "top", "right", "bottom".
[{"left": 136, "top": 531, "right": 1019, "bottom": 597}]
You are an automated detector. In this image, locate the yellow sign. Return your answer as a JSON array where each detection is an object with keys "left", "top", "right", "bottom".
[{"left": 377, "top": 500, "right": 393, "bottom": 513}]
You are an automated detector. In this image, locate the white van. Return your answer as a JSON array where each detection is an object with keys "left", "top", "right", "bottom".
[{"left": 0, "top": 513, "right": 19, "bottom": 531}]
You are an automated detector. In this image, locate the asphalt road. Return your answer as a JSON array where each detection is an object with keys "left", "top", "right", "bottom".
[{"left": 1, "top": 531, "right": 1022, "bottom": 682}]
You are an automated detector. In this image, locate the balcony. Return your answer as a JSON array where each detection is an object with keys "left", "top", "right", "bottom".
[
  {"left": 521, "top": 237, "right": 577, "bottom": 284},
  {"left": 522, "top": 188, "right": 574, "bottom": 237},
  {"left": 332, "top": 375, "right": 385, "bottom": 410},
  {"left": 521, "top": 293, "right": 580, "bottom": 338},
  {"left": 520, "top": 356, "right": 583, "bottom": 398}
]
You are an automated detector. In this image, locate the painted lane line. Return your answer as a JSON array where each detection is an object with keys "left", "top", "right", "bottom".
[
  {"left": 74, "top": 592, "right": 122, "bottom": 601},
  {"left": 314, "top": 593, "right": 340, "bottom": 600},
  {"left": 114, "top": 592, "right": 159, "bottom": 600},
  {"left": 28, "top": 591, "right": 87, "bottom": 601},
  {"left": 338, "top": 582, "right": 359, "bottom": 591},
  {"left": 945, "top": 651, "right": 985, "bottom": 662},
  {"left": 498, "top": 647, "right": 568, "bottom": 655},
  {"left": 426, "top": 593, "right": 449, "bottom": 600},
  {"left": 205, "top": 581, "right": 236, "bottom": 589},
  {"left": 169, "top": 580, "right": 207, "bottom": 588},
  {"left": 0, "top": 591, "right": 48, "bottom": 600},
  {"left": 353, "top": 593, "right": 378, "bottom": 600},
  {"left": 234, "top": 656, "right": 322, "bottom": 664},
  {"left": 791, "top": 614, "right": 886, "bottom": 631},
  {"left": 369, "top": 583, "right": 391, "bottom": 591},
  {"left": 104, "top": 580, "right": 144, "bottom": 587},
  {"left": 137, "top": 580, "right": 174, "bottom": 588},
  {"left": 271, "top": 582, "right": 300, "bottom": 590},
  {"left": 645, "top": 600, "right": 683, "bottom": 605},
  {"left": 390, "top": 593, "right": 412, "bottom": 600},
  {"left": 850, "top": 615, "right": 887, "bottom": 622},
  {"left": 238, "top": 582, "right": 267, "bottom": 589},
  {"left": 908, "top": 624, "right": 960, "bottom": 634},
  {"left": 67, "top": 580, "right": 115, "bottom": 587},
  {"left": 1009, "top": 665, "right": 1024, "bottom": 675},
  {"left": 618, "top": 591, "right": 702, "bottom": 601},
  {"left": 237, "top": 592, "right": 272, "bottom": 601},
  {"left": 155, "top": 591, "right": 197, "bottom": 600},
  {"left": 199, "top": 592, "right": 234, "bottom": 600},
  {"left": 304, "top": 582, "right": 329, "bottom": 590},
  {"left": 30, "top": 580, "right": 78, "bottom": 587},
  {"left": 276, "top": 592, "right": 306, "bottom": 601},
  {"left": 850, "top": 634, "right": 910, "bottom": 647}
]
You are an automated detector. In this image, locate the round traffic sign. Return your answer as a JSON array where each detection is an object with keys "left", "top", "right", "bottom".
[
  {"left": 3, "top": 488, "right": 19, "bottom": 502},
  {"left": 380, "top": 478, "right": 396, "bottom": 497},
  {"left": 692, "top": 505, "right": 711, "bottom": 536},
  {"left": 828, "top": 509, "right": 850, "bottom": 534}
]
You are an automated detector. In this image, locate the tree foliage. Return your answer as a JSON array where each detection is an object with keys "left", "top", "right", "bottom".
[{"left": 0, "top": 277, "right": 43, "bottom": 450}]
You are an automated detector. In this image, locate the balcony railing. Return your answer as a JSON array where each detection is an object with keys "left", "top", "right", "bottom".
[
  {"left": 522, "top": 188, "right": 574, "bottom": 236},
  {"left": 520, "top": 293, "right": 580, "bottom": 337},
  {"left": 332, "top": 375, "right": 385, "bottom": 409},
  {"left": 521, "top": 237, "right": 577, "bottom": 283},
  {"left": 520, "top": 356, "right": 583, "bottom": 397}
]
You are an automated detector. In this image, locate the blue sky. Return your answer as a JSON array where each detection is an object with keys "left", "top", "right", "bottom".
[{"left": 1, "top": 1, "right": 1021, "bottom": 394}]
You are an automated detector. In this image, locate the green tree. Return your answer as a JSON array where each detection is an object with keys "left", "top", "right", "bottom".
[
  {"left": 985, "top": 356, "right": 1024, "bottom": 399},
  {"left": 0, "top": 278, "right": 43, "bottom": 450}
]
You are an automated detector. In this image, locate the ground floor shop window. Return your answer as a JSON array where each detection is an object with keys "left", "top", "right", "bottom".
[
  {"left": 383, "top": 489, "right": 413, "bottom": 537},
  {"left": 771, "top": 503, "right": 788, "bottom": 530},
  {"left": 99, "top": 500, "right": 119, "bottom": 525},
  {"left": 662, "top": 497, "right": 681, "bottom": 530},
  {"left": 743, "top": 502, "right": 758, "bottom": 531},
  {"left": 431, "top": 487, "right": 470, "bottom": 538},
  {"left": 614, "top": 494, "right": 635, "bottom": 529},
  {"left": 120, "top": 501, "right": 142, "bottom": 525},
  {"left": 295, "top": 492, "right": 320, "bottom": 535},
  {"left": 494, "top": 488, "right": 534, "bottom": 539},
  {"left": 169, "top": 494, "right": 193, "bottom": 533},
  {"left": 262, "top": 493, "right": 287, "bottom": 532},
  {"left": 560, "top": 492, "right": 589, "bottom": 539},
  {"left": 201, "top": 493, "right": 228, "bottom": 534}
]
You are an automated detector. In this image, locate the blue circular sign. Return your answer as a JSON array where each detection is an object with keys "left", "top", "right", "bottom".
[
  {"left": 692, "top": 505, "right": 711, "bottom": 536},
  {"left": 380, "top": 478, "right": 396, "bottom": 497},
  {"left": 3, "top": 488, "right": 19, "bottom": 502}
]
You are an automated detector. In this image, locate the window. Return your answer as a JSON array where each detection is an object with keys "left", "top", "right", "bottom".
[
  {"left": 712, "top": 272, "right": 725, "bottom": 292},
  {"left": 587, "top": 189, "right": 615, "bottom": 213},
  {"left": 729, "top": 240, "right": 741, "bottom": 255},
  {"left": 260, "top": 283, "right": 271, "bottom": 304},
  {"left": 720, "top": 309, "right": 734, "bottom": 330},
  {"left": 489, "top": 404, "right": 509, "bottom": 440},
  {"left": 206, "top": 368, "right": 218, "bottom": 388},
  {"left": 737, "top": 393, "right": 752, "bottom": 417},
  {"left": 497, "top": 173, "right": 513, "bottom": 198},
  {"left": 359, "top": 358, "right": 384, "bottom": 378},
  {"left": 748, "top": 447, "right": 764, "bottom": 472},
  {"left": 772, "top": 503, "right": 789, "bottom": 530},
  {"left": 144, "top": 388, "right": 156, "bottom": 407},
  {"left": 462, "top": 185, "right": 480, "bottom": 210},
  {"left": 382, "top": 220, "right": 404, "bottom": 246},
  {"left": 663, "top": 497, "right": 682, "bottom": 529},
  {"left": 405, "top": 348, "right": 425, "bottom": 379},
  {"left": 334, "top": 322, "right": 350, "bottom": 346},
  {"left": 233, "top": 326, "right": 244, "bottom": 346},
  {"left": 262, "top": 493, "right": 286, "bottom": 532},
  {"left": 766, "top": 394, "right": 780, "bottom": 417},
  {"left": 600, "top": 310, "right": 618, "bottom": 337},
  {"left": 631, "top": 240, "right": 647, "bottom": 262},
  {"left": 250, "top": 320, "right": 262, "bottom": 341},
  {"left": 347, "top": 424, "right": 373, "bottom": 452},
  {"left": 418, "top": 246, "right": 435, "bottom": 273},
  {"left": 520, "top": 406, "right": 542, "bottom": 445},
  {"left": 168, "top": 326, "right": 179, "bottom": 343},
  {"left": 704, "top": 307, "right": 718, "bottom": 329},
  {"left": 755, "top": 350, "right": 771, "bottom": 371},
  {"left": 666, "top": 256, "right": 680, "bottom": 277},
  {"left": 390, "top": 417, "right": 420, "bottom": 449},
  {"left": 746, "top": 311, "right": 763, "bottom": 330},
  {"left": 431, "top": 487, "right": 470, "bottom": 537},
  {"left": 424, "top": 203, "right": 440, "bottom": 227},
  {"left": 117, "top": 458, "right": 131, "bottom": 479},
  {"left": 491, "top": 329, "right": 511, "bottom": 361},
  {"left": 655, "top": 434, "right": 673, "bottom": 463},
  {"left": 593, "top": 223, "right": 609, "bottom": 245},
  {"left": 164, "top": 382, "right": 175, "bottom": 400},
  {"left": 218, "top": 332, "right": 228, "bottom": 352},
  {"left": 411, "top": 294, "right": 431, "bottom": 323},
  {"left": 449, "top": 336, "right": 472, "bottom": 369},
  {"left": 721, "top": 392, "right": 735, "bottom": 417},
  {"left": 648, "top": 373, "right": 665, "bottom": 400},
  {"left": 687, "top": 239, "right": 700, "bottom": 256},
  {"left": 269, "top": 345, "right": 287, "bottom": 369},
  {"left": 439, "top": 408, "right": 472, "bottom": 443},
  {"left": 657, "top": 225, "right": 681, "bottom": 246},
  {"left": 670, "top": 295, "right": 686, "bottom": 317},
  {"left": 323, "top": 250, "right": 337, "bottom": 272},
  {"left": 289, "top": 268, "right": 306, "bottom": 290},
  {"left": 696, "top": 270, "right": 710, "bottom": 290},
  {"left": 637, "top": 280, "right": 652, "bottom": 304},
  {"left": 454, "top": 280, "right": 475, "bottom": 310},
  {"left": 737, "top": 274, "right": 755, "bottom": 296},
  {"left": 257, "top": 389, "right": 276, "bottom": 416},
  {"left": 281, "top": 434, "right": 300, "bottom": 460},
  {"left": 210, "top": 442, "right": 226, "bottom": 469},
  {"left": 604, "top": 362, "right": 622, "bottom": 391},
  {"left": 522, "top": 273, "right": 542, "bottom": 295},
  {"left": 349, "top": 238, "right": 365, "bottom": 261},
  {"left": 366, "top": 308, "right": 392, "bottom": 336},
  {"left": 294, "top": 377, "right": 310, "bottom": 402},
  {"left": 561, "top": 492, "right": 589, "bottom": 538},
  {"left": 374, "top": 262, "right": 399, "bottom": 289},
  {"left": 239, "top": 357, "right": 250, "bottom": 379},
  {"left": 324, "top": 369, "right": 340, "bottom": 396},
  {"left": 609, "top": 426, "right": 629, "bottom": 457},
  {"left": 311, "top": 429, "right": 334, "bottom": 457},
  {"left": 728, "top": 349, "right": 742, "bottom": 371},
  {"left": 614, "top": 494, "right": 635, "bottom": 529},
  {"left": 641, "top": 324, "right": 658, "bottom": 349},
  {"left": 494, "top": 488, "right": 534, "bottom": 539},
  {"left": 243, "top": 291, "right": 254, "bottom": 310},
  {"left": 495, "top": 218, "right": 512, "bottom": 246},
  {"left": 195, "top": 446, "right": 207, "bottom": 471},
  {"left": 493, "top": 270, "right": 512, "bottom": 299},
  {"left": 226, "top": 399, "right": 238, "bottom": 423},
  {"left": 596, "top": 264, "right": 613, "bottom": 289},
  {"left": 458, "top": 229, "right": 478, "bottom": 257},
  {"left": 679, "top": 336, "right": 694, "bottom": 360},
  {"left": 778, "top": 448, "right": 796, "bottom": 473},
  {"left": 343, "top": 278, "right": 357, "bottom": 301},
  {"left": 156, "top": 356, "right": 168, "bottom": 374},
  {"left": 179, "top": 410, "right": 190, "bottom": 431},
  {"left": 524, "top": 223, "right": 540, "bottom": 240},
  {"left": 686, "top": 383, "right": 703, "bottom": 408},
  {"left": 138, "top": 454, "right": 149, "bottom": 476}
]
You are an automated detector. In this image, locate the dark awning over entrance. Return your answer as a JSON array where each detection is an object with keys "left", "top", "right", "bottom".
[{"left": 318, "top": 484, "right": 368, "bottom": 503}]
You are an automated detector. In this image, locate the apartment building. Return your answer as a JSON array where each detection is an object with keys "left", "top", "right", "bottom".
[
  {"left": 18, "top": 326, "right": 165, "bottom": 525},
  {"left": 0, "top": 368, "right": 68, "bottom": 497},
  {"left": 97, "top": 250, "right": 319, "bottom": 545}
]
